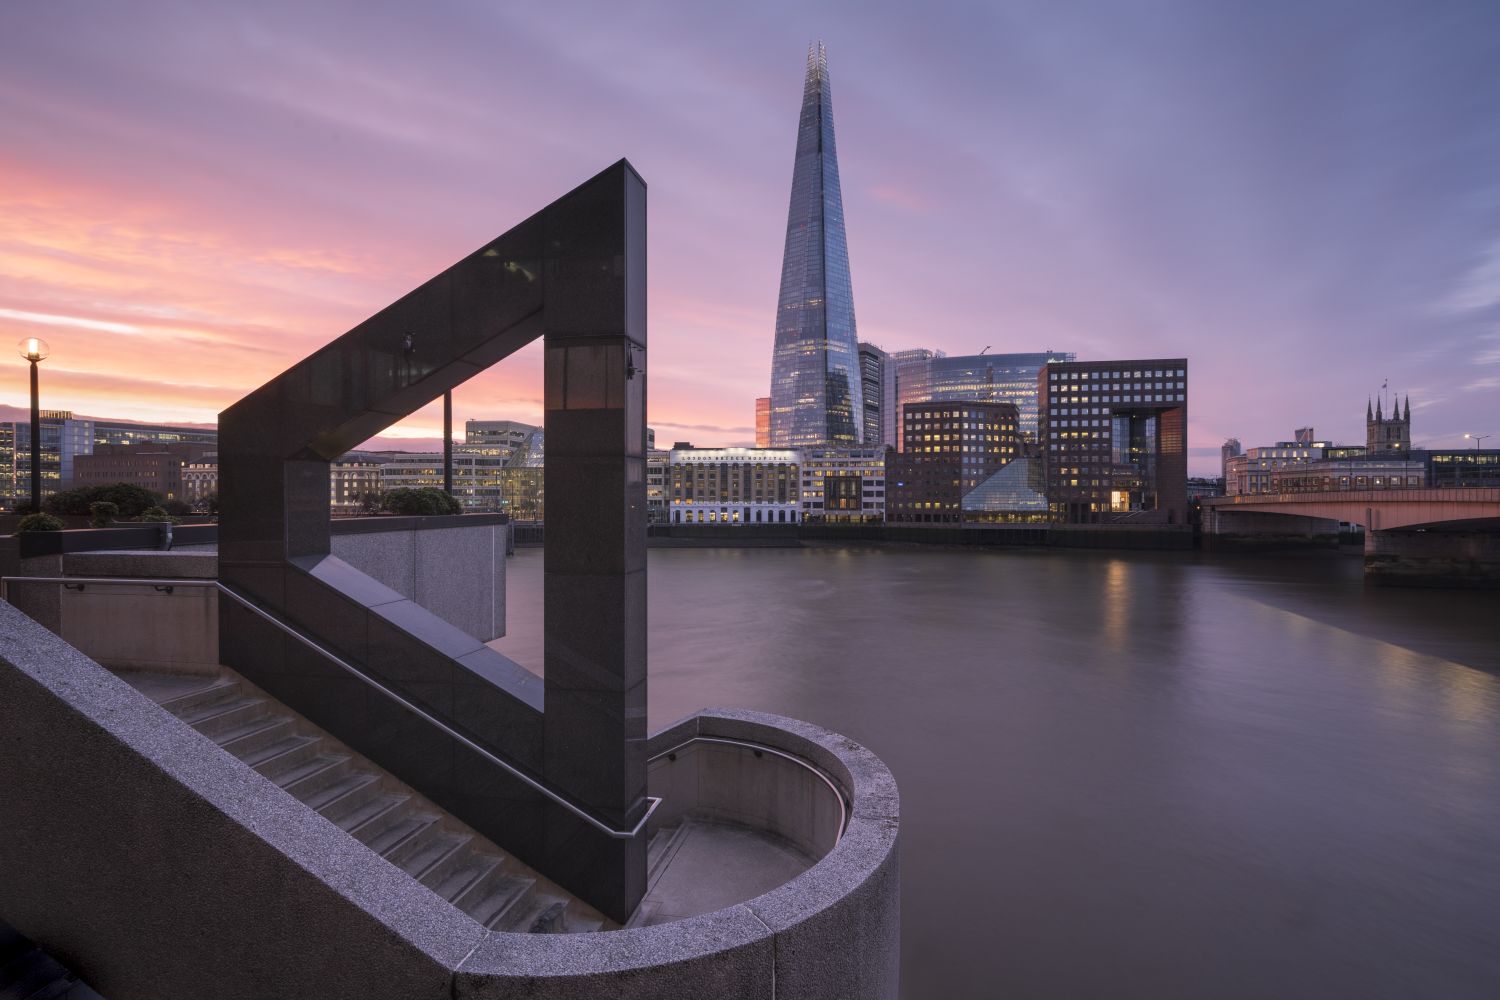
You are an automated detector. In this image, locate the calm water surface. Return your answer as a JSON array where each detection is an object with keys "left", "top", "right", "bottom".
[{"left": 492, "top": 545, "right": 1500, "bottom": 999}]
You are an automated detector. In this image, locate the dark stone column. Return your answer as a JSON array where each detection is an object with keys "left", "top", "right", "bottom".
[{"left": 542, "top": 166, "right": 648, "bottom": 919}]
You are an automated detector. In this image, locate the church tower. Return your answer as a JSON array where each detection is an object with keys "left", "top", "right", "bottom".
[{"left": 1366, "top": 393, "right": 1411, "bottom": 454}]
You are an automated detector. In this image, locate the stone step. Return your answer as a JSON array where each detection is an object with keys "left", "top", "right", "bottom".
[
  {"left": 382, "top": 817, "right": 451, "bottom": 870},
  {"left": 181, "top": 696, "right": 270, "bottom": 739},
  {"left": 431, "top": 854, "right": 505, "bottom": 905},
  {"left": 646, "top": 822, "right": 686, "bottom": 887},
  {"left": 218, "top": 715, "right": 298, "bottom": 757},
  {"left": 109, "top": 668, "right": 614, "bottom": 935},
  {"left": 280, "top": 755, "right": 355, "bottom": 801},
  {"left": 307, "top": 773, "right": 384, "bottom": 820},
  {"left": 468, "top": 874, "right": 538, "bottom": 929},
  {"left": 155, "top": 677, "right": 241, "bottom": 715},
  {"left": 355, "top": 807, "right": 439, "bottom": 859},
  {"left": 391, "top": 830, "right": 471, "bottom": 881},
  {"left": 413, "top": 833, "right": 478, "bottom": 887},
  {"left": 244, "top": 734, "right": 323, "bottom": 777},
  {"left": 498, "top": 893, "right": 567, "bottom": 934},
  {"left": 337, "top": 793, "right": 410, "bottom": 836}
]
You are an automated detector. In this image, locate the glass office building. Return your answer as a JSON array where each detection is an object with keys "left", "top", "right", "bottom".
[
  {"left": 1039, "top": 359, "right": 1188, "bottom": 524},
  {"left": 768, "top": 43, "right": 864, "bottom": 448},
  {"left": 858, "top": 343, "right": 887, "bottom": 448},
  {"left": 926, "top": 352, "right": 1075, "bottom": 442}
]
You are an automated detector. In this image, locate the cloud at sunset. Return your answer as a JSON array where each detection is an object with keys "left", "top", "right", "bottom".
[{"left": 0, "top": 1, "right": 1496, "bottom": 469}]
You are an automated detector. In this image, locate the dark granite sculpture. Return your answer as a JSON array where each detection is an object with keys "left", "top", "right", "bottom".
[{"left": 218, "top": 160, "right": 648, "bottom": 921}]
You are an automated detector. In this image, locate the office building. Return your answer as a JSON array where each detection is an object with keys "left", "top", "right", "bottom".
[
  {"left": 1187, "top": 478, "right": 1225, "bottom": 500},
  {"left": 1221, "top": 438, "right": 1242, "bottom": 485},
  {"left": 882, "top": 349, "right": 942, "bottom": 450},
  {"left": 755, "top": 397, "right": 771, "bottom": 448},
  {"left": 1224, "top": 435, "right": 1348, "bottom": 496},
  {"left": 379, "top": 452, "right": 507, "bottom": 511},
  {"left": 768, "top": 44, "right": 864, "bottom": 447},
  {"left": 1, "top": 411, "right": 217, "bottom": 508},
  {"left": 182, "top": 457, "right": 219, "bottom": 511},
  {"left": 1270, "top": 458, "right": 1425, "bottom": 493},
  {"left": 1039, "top": 359, "right": 1188, "bottom": 524},
  {"left": 668, "top": 447, "right": 801, "bottom": 524},
  {"left": 464, "top": 419, "right": 537, "bottom": 459},
  {"left": 498, "top": 466, "right": 544, "bottom": 522},
  {"left": 71, "top": 442, "right": 215, "bottom": 503},
  {"left": 857, "top": 343, "right": 888, "bottom": 447},
  {"left": 926, "top": 351, "right": 1075, "bottom": 442},
  {"left": 331, "top": 451, "right": 385, "bottom": 514},
  {"left": 800, "top": 447, "right": 885, "bottom": 523},
  {"left": 1423, "top": 449, "right": 1500, "bottom": 487},
  {"left": 646, "top": 449, "right": 670, "bottom": 524},
  {"left": 887, "top": 401, "right": 1020, "bottom": 523}
]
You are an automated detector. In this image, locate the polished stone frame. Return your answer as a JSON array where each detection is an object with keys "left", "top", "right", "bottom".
[{"left": 218, "top": 160, "right": 648, "bottom": 921}]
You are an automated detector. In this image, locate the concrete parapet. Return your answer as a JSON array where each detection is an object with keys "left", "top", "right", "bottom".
[
  {"left": 330, "top": 516, "right": 507, "bottom": 642},
  {"left": 0, "top": 611, "right": 899, "bottom": 1000},
  {"left": 0, "top": 517, "right": 506, "bottom": 674}
]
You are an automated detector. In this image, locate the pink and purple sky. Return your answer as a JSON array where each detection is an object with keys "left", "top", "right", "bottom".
[{"left": 2, "top": 1, "right": 1498, "bottom": 473}]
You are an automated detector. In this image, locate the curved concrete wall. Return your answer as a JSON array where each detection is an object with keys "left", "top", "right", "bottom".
[
  {"left": 0, "top": 603, "right": 899, "bottom": 999},
  {"left": 647, "top": 734, "right": 846, "bottom": 860}
]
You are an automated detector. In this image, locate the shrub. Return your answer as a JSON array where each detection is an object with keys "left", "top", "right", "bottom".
[
  {"left": 380, "top": 487, "right": 462, "bottom": 516},
  {"left": 136, "top": 506, "right": 174, "bottom": 523},
  {"left": 12, "top": 500, "right": 37, "bottom": 516},
  {"left": 162, "top": 498, "right": 193, "bottom": 517},
  {"left": 44, "top": 483, "right": 162, "bottom": 517},
  {"left": 17, "top": 512, "right": 64, "bottom": 533},
  {"left": 88, "top": 501, "right": 120, "bottom": 528}
]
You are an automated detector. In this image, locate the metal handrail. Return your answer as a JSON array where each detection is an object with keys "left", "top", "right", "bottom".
[
  {"left": 649, "top": 735, "right": 850, "bottom": 843},
  {"left": 0, "top": 574, "right": 660, "bottom": 840}
]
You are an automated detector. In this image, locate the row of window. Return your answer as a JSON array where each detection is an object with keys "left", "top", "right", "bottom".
[{"left": 1050, "top": 368, "right": 1184, "bottom": 380}]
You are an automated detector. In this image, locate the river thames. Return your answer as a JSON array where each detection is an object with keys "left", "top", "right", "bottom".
[{"left": 492, "top": 545, "right": 1500, "bottom": 999}]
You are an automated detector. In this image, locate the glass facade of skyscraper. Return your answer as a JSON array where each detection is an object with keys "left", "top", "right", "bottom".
[
  {"left": 884, "top": 349, "right": 943, "bottom": 451},
  {"left": 927, "top": 352, "right": 1075, "bottom": 442},
  {"left": 857, "top": 342, "right": 888, "bottom": 448},
  {"left": 768, "top": 43, "right": 864, "bottom": 448}
]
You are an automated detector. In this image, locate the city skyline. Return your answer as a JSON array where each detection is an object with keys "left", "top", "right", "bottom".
[{"left": 2, "top": 2, "right": 1499, "bottom": 474}]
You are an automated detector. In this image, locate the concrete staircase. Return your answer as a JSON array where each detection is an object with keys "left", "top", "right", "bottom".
[
  {"left": 0, "top": 922, "right": 104, "bottom": 1000},
  {"left": 117, "top": 668, "right": 610, "bottom": 934}
]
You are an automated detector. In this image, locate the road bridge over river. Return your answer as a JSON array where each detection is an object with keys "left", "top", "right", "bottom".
[{"left": 1201, "top": 489, "right": 1500, "bottom": 587}]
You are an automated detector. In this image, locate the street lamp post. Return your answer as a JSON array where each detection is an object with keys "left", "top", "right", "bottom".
[
  {"left": 1463, "top": 433, "right": 1491, "bottom": 488},
  {"left": 17, "top": 338, "right": 49, "bottom": 513}
]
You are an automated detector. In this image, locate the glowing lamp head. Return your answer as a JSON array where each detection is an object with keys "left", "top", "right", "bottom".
[{"left": 18, "top": 338, "right": 49, "bottom": 362}]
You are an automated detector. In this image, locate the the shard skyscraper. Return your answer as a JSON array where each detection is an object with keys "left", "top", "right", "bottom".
[{"left": 768, "top": 42, "right": 864, "bottom": 447}]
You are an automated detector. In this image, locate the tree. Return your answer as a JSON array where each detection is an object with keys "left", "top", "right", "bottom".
[
  {"left": 380, "top": 487, "right": 462, "bottom": 516},
  {"left": 43, "top": 483, "right": 162, "bottom": 517},
  {"left": 17, "top": 512, "right": 63, "bottom": 532}
]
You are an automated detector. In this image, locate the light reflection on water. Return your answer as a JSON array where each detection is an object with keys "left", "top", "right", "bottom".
[{"left": 492, "top": 545, "right": 1500, "bottom": 999}]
